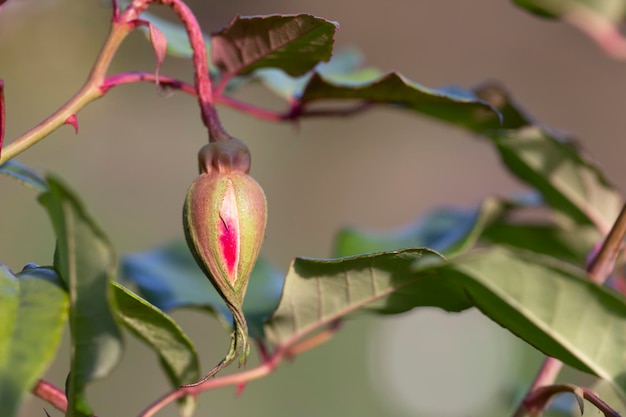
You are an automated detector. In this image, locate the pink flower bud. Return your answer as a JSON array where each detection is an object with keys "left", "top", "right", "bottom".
[{"left": 183, "top": 167, "right": 267, "bottom": 307}]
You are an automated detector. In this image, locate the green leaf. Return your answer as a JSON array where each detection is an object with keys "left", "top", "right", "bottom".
[
  {"left": 435, "top": 248, "right": 626, "bottom": 400},
  {"left": 300, "top": 72, "right": 501, "bottom": 131},
  {"left": 0, "top": 160, "right": 48, "bottom": 191},
  {"left": 38, "top": 177, "right": 123, "bottom": 417},
  {"left": 264, "top": 249, "right": 470, "bottom": 346},
  {"left": 0, "top": 265, "right": 68, "bottom": 417},
  {"left": 112, "top": 282, "right": 199, "bottom": 416},
  {"left": 481, "top": 222, "right": 598, "bottom": 265},
  {"left": 490, "top": 127, "right": 622, "bottom": 233},
  {"left": 252, "top": 47, "right": 366, "bottom": 100},
  {"left": 121, "top": 241, "right": 284, "bottom": 339},
  {"left": 512, "top": 0, "right": 560, "bottom": 18},
  {"left": 138, "top": 11, "right": 212, "bottom": 60},
  {"left": 512, "top": 0, "right": 626, "bottom": 22},
  {"left": 211, "top": 14, "right": 338, "bottom": 76},
  {"left": 265, "top": 246, "right": 626, "bottom": 400}
]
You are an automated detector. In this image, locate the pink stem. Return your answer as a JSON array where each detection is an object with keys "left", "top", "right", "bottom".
[
  {"left": 33, "top": 380, "right": 68, "bottom": 413},
  {"left": 139, "top": 322, "right": 343, "bottom": 417}
]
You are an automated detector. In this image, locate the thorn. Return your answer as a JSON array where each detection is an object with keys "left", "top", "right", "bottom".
[
  {"left": 235, "top": 382, "right": 246, "bottom": 397},
  {"left": 43, "top": 408, "right": 52, "bottom": 417},
  {"left": 64, "top": 114, "right": 78, "bottom": 134}
]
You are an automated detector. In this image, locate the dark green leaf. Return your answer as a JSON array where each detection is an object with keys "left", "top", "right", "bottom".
[
  {"left": 0, "top": 160, "right": 48, "bottom": 191},
  {"left": 112, "top": 282, "right": 199, "bottom": 416},
  {"left": 490, "top": 127, "right": 622, "bottom": 233},
  {"left": 512, "top": 0, "right": 559, "bottom": 18},
  {"left": 38, "top": 177, "right": 123, "bottom": 417},
  {"left": 211, "top": 14, "right": 338, "bottom": 76},
  {"left": 300, "top": 72, "right": 501, "bottom": 131},
  {"left": 0, "top": 265, "right": 68, "bottom": 417},
  {"left": 121, "top": 241, "right": 284, "bottom": 339},
  {"left": 264, "top": 249, "right": 469, "bottom": 346},
  {"left": 512, "top": 0, "right": 625, "bottom": 22}
]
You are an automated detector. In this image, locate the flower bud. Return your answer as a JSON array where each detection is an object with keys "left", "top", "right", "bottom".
[{"left": 183, "top": 141, "right": 267, "bottom": 307}]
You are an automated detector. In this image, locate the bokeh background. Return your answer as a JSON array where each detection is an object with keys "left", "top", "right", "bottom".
[{"left": 2, "top": 1, "right": 626, "bottom": 416}]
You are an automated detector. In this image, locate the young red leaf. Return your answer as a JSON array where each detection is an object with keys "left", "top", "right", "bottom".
[{"left": 134, "top": 19, "right": 168, "bottom": 84}]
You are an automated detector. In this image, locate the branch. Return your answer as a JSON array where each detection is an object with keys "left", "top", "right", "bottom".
[
  {"left": 0, "top": 5, "right": 136, "bottom": 165},
  {"left": 139, "top": 321, "right": 342, "bottom": 417},
  {"left": 0, "top": 0, "right": 228, "bottom": 165},
  {"left": 524, "top": 384, "right": 621, "bottom": 417}
]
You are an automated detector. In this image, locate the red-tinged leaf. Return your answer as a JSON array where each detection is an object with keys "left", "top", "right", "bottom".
[
  {"left": 111, "top": 0, "right": 120, "bottom": 22},
  {"left": 64, "top": 114, "right": 78, "bottom": 134},
  {"left": 135, "top": 19, "right": 168, "bottom": 83},
  {"left": 211, "top": 14, "right": 338, "bottom": 76},
  {"left": 147, "top": 21, "right": 167, "bottom": 83}
]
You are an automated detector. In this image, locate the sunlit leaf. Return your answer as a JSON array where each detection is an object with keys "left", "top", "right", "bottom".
[
  {"left": 489, "top": 127, "right": 622, "bottom": 233},
  {"left": 0, "top": 265, "right": 68, "bottom": 417},
  {"left": 112, "top": 282, "right": 199, "bottom": 416},
  {"left": 333, "top": 196, "right": 519, "bottom": 258},
  {"left": 38, "top": 178, "right": 123, "bottom": 417},
  {"left": 264, "top": 249, "right": 468, "bottom": 345},
  {"left": 300, "top": 72, "right": 501, "bottom": 131},
  {"left": 212, "top": 14, "right": 338, "bottom": 76},
  {"left": 481, "top": 223, "right": 598, "bottom": 265}
]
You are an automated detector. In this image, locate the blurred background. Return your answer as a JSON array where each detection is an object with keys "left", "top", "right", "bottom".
[{"left": 2, "top": 1, "right": 625, "bottom": 416}]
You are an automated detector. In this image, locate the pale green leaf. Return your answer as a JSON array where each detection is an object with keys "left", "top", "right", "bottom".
[
  {"left": 0, "top": 266, "right": 68, "bottom": 417},
  {"left": 38, "top": 177, "right": 123, "bottom": 417}
]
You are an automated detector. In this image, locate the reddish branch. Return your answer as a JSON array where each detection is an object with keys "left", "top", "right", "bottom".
[
  {"left": 139, "top": 321, "right": 342, "bottom": 417},
  {"left": 523, "top": 384, "right": 621, "bottom": 417},
  {"left": 513, "top": 202, "right": 626, "bottom": 417},
  {"left": 124, "top": 0, "right": 225, "bottom": 141},
  {"left": 103, "top": 71, "right": 373, "bottom": 122}
]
